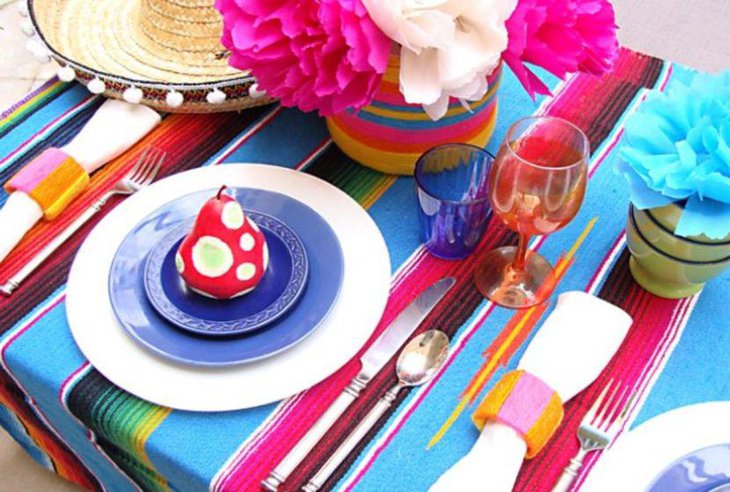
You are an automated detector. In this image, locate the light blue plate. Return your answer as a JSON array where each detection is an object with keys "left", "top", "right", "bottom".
[
  {"left": 144, "top": 212, "right": 308, "bottom": 337},
  {"left": 108, "top": 188, "right": 344, "bottom": 366},
  {"left": 649, "top": 444, "right": 730, "bottom": 492}
]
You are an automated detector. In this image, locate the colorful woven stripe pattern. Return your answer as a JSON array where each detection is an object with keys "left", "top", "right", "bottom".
[
  {"left": 0, "top": 49, "right": 727, "bottom": 492},
  {"left": 5, "top": 147, "right": 89, "bottom": 219},
  {"left": 326, "top": 56, "right": 501, "bottom": 175},
  {"left": 472, "top": 370, "right": 563, "bottom": 458}
]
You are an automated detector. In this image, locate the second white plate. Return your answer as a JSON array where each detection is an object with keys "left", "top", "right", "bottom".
[
  {"left": 583, "top": 402, "right": 730, "bottom": 491},
  {"left": 66, "top": 164, "right": 392, "bottom": 411}
]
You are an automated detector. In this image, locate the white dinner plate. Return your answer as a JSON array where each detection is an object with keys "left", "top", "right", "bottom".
[
  {"left": 66, "top": 164, "right": 391, "bottom": 411},
  {"left": 583, "top": 402, "right": 730, "bottom": 491}
]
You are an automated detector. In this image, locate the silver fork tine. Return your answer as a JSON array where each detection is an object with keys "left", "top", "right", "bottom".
[
  {"left": 153, "top": 149, "right": 166, "bottom": 167},
  {"left": 600, "top": 384, "right": 630, "bottom": 431},
  {"left": 127, "top": 147, "right": 151, "bottom": 181},
  {"left": 131, "top": 148, "right": 160, "bottom": 183},
  {"left": 149, "top": 150, "right": 166, "bottom": 176},
  {"left": 606, "top": 389, "right": 636, "bottom": 434},
  {"left": 592, "top": 379, "right": 620, "bottom": 426},
  {"left": 621, "top": 390, "right": 637, "bottom": 420},
  {"left": 139, "top": 152, "right": 165, "bottom": 186},
  {"left": 585, "top": 379, "right": 611, "bottom": 424},
  {"left": 149, "top": 149, "right": 166, "bottom": 175},
  {"left": 150, "top": 147, "right": 164, "bottom": 166}
]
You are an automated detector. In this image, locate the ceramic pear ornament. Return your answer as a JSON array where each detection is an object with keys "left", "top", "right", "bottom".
[{"left": 176, "top": 186, "right": 269, "bottom": 299}]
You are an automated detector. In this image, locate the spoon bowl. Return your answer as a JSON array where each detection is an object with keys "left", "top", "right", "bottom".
[{"left": 396, "top": 330, "right": 450, "bottom": 387}]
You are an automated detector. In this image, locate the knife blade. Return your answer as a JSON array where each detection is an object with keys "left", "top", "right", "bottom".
[
  {"left": 359, "top": 277, "right": 456, "bottom": 379},
  {"left": 262, "top": 277, "right": 455, "bottom": 491}
]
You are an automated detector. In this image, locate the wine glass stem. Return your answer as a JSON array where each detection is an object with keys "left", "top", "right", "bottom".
[{"left": 512, "top": 233, "right": 530, "bottom": 271}]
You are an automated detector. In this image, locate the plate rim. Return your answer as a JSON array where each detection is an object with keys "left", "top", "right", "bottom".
[
  {"left": 583, "top": 402, "right": 730, "bottom": 491},
  {"left": 140, "top": 210, "right": 310, "bottom": 337},
  {"left": 66, "top": 163, "right": 391, "bottom": 411}
]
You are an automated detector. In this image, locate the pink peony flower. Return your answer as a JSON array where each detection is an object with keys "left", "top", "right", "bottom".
[
  {"left": 504, "top": 0, "right": 619, "bottom": 98},
  {"left": 216, "top": 0, "right": 393, "bottom": 116}
]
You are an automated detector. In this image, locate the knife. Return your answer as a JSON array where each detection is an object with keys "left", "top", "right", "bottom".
[{"left": 262, "top": 277, "right": 456, "bottom": 491}]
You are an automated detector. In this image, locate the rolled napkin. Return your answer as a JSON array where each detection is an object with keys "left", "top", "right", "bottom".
[
  {"left": 0, "top": 99, "right": 161, "bottom": 264},
  {"left": 430, "top": 291, "right": 632, "bottom": 492}
]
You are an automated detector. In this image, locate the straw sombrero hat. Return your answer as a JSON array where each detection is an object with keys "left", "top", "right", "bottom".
[{"left": 22, "top": 0, "right": 273, "bottom": 113}]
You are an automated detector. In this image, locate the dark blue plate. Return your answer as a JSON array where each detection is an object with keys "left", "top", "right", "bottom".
[
  {"left": 144, "top": 212, "right": 308, "bottom": 337},
  {"left": 649, "top": 444, "right": 730, "bottom": 492},
  {"left": 108, "top": 188, "right": 344, "bottom": 366}
]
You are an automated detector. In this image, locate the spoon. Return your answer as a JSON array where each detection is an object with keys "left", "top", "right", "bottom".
[{"left": 303, "top": 330, "right": 450, "bottom": 492}]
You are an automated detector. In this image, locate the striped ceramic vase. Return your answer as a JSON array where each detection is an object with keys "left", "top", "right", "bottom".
[{"left": 326, "top": 55, "right": 502, "bottom": 175}]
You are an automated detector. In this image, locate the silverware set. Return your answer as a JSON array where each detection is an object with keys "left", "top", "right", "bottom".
[
  {"left": 304, "top": 330, "right": 450, "bottom": 492},
  {"left": 262, "top": 278, "right": 455, "bottom": 492},
  {"left": 265, "top": 343, "right": 634, "bottom": 492},
  {"left": 0, "top": 147, "right": 165, "bottom": 297}
]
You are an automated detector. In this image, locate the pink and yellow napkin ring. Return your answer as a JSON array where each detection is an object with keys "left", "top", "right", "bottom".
[
  {"left": 472, "top": 370, "right": 564, "bottom": 458},
  {"left": 4, "top": 148, "right": 89, "bottom": 220}
]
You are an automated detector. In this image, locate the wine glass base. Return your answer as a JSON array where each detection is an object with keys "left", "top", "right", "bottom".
[{"left": 474, "top": 246, "right": 556, "bottom": 309}]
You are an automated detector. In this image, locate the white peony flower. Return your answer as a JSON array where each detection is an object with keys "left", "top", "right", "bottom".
[{"left": 362, "top": 0, "right": 518, "bottom": 120}]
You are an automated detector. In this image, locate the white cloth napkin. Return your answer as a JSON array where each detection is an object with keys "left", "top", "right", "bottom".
[
  {"left": 430, "top": 291, "right": 632, "bottom": 492},
  {"left": 0, "top": 100, "right": 160, "bottom": 265}
]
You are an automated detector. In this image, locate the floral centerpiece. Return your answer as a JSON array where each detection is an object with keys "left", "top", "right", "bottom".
[
  {"left": 617, "top": 71, "right": 730, "bottom": 298},
  {"left": 216, "top": 0, "right": 619, "bottom": 174}
]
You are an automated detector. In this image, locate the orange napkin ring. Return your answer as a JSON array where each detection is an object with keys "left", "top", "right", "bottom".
[
  {"left": 5, "top": 148, "right": 89, "bottom": 220},
  {"left": 472, "top": 370, "right": 563, "bottom": 458}
]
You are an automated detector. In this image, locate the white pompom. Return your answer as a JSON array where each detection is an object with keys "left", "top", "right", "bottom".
[
  {"left": 17, "top": 0, "right": 28, "bottom": 17},
  {"left": 166, "top": 90, "right": 184, "bottom": 108},
  {"left": 20, "top": 19, "right": 35, "bottom": 36},
  {"left": 122, "top": 86, "right": 144, "bottom": 104},
  {"left": 206, "top": 89, "right": 227, "bottom": 105},
  {"left": 248, "top": 83, "right": 266, "bottom": 99},
  {"left": 57, "top": 65, "right": 76, "bottom": 82},
  {"left": 87, "top": 78, "right": 106, "bottom": 94}
]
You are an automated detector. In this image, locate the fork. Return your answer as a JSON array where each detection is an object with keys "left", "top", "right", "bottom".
[
  {"left": 0, "top": 147, "right": 166, "bottom": 297},
  {"left": 551, "top": 379, "right": 635, "bottom": 492}
]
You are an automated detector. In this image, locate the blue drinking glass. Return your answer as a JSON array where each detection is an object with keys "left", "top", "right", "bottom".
[{"left": 415, "top": 144, "right": 494, "bottom": 259}]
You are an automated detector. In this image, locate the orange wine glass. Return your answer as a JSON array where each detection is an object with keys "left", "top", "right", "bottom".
[{"left": 474, "top": 116, "right": 589, "bottom": 308}]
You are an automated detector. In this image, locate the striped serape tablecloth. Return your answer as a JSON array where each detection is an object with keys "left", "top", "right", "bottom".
[{"left": 1, "top": 48, "right": 729, "bottom": 492}]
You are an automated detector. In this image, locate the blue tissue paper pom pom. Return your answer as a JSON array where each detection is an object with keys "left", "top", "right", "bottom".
[{"left": 617, "top": 71, "right": 730, "bottom": 239}]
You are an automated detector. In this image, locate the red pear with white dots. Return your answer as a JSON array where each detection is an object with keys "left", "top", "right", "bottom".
[{"left": 175, "top": 186, "right": 268, "bottom": 299}]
